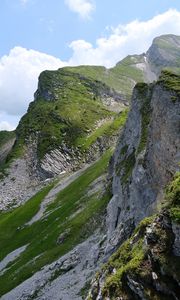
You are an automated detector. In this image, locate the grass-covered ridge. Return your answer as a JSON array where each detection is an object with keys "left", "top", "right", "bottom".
[
  {"left": 13, "top": 69, "right": 125, "bottom": 160},
  {"left": 0, "top": 149, "right": 112, "bottom": 296},
  {"left": 65, "top": 55, "right": 145, "bottom": 101}
]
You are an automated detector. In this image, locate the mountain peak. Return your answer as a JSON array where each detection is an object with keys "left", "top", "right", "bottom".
[{"left": 147, "top": 34, "right": 180, "bottom": 76}]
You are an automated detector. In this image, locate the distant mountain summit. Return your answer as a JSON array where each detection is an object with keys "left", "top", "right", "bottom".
[{"left": 147, "top": 34, "right": 180, "bottom": 76}]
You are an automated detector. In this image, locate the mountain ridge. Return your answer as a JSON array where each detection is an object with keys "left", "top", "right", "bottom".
[{"left": 0, "top": 34, "right": 180, "bottom": 300}]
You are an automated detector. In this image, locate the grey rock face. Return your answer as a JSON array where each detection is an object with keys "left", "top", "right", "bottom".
[
  {"left": 146, "top": 34, "right": 180, "bottom": 76},
  {"left": 172, "top": 222, "right": 180, "bottom": 256},
  {"left": 106, "top": 81, "right": 180, "bottom": 251},
  {"left": 0, "top": 137, "right": 43, "bottom": 211}
]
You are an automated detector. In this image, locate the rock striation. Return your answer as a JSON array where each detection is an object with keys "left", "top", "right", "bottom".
[
  {"left": 106, "top": 71, "right": 180, "bottom": 253},
  {"left": 88, "top": 71, "right": 180, "bottom": 299}
]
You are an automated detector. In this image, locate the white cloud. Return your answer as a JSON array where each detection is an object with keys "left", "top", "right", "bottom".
[
  {"left": 65, "top": 0, "right": 95, "bottom": 19},
  {"left": 0, "top": 47, "right": 66, "bottom": 118},
  {"left": 1, "top": 9, "right": 180, "bottom": 130},
  {"left": 69, "top": 9, "right": 180, "bottom": 67},
  {"left": 0, "top": 121, "right": 15, "bottom": 131}
]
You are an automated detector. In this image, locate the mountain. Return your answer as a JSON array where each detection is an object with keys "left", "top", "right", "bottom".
[
  {"left": 0, "top": 35, "right": 180, "bottom": 300},
  {"left": 147, "top": 34, "right": 180, "bottom": 76},
  {"left": 88, "top": 70, "right": 180, "bottom": 300},
  {"left": 0, "top": 34, "right": 180, "bottom": 212},
  {"left": 0, "top": 68, "right": 128, "bottom": 210},
  {"left": 65, "top": 34, "right": 180, "bottom": 100}
]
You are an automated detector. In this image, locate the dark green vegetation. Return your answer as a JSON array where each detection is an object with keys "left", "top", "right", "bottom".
[
  {"left": 0, "top": 131, "right": 15, "bottom": 148},
  {"left": 157, "top": 70, "right": 180, "bottom": 97},
  {"left": 136, "top": 82, "right": 152, "bottom": 154},
  {"left": 116, "top": 149, "right": 136, "bottom": 184},
  {"left": 0, "top": 149, "right": 112, "bottom": 296},
  {"left": 166, "top": 172, "right": 180, "bottom": 223}
]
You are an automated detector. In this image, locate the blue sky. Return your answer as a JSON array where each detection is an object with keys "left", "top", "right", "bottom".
[
  {"left": 0, "top": 0, "right": 180, "bottom": 130},
  {"left": 1, "top": 0, "right": 180, "bottom": 58}
]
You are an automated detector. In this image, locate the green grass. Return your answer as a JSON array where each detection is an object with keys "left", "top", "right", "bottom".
[
  {"left": 13, "top": 70, "right": 118, "bottom": 160},
  {"left": 65, "top": 56, "right": 145, "bottom": 101},
  {"left": 0, "top": 183, "right": 55, "bottom": 256},
  {"left": 157, "top": 70, "right": 180, "bottom": 97},
  {"left": 166, "top": 172, "right": 180, "bottom": 206},
  {"left": 170, "top": 207, "right": 180, "bottom": 223},
  {"left": 0, "top": 149, "right": 112, "bottom": 297},
  {"left": 116, "top": 149, "right": 136, "bottom": 184},
  {"left": 136, "top": 83, "right": 152, "bottom": 154},
  {"left": 166, "top": 172, "right": 180, "bottom": 223},
  {"left": 76, "top": 109, "right": 128, "bottom": 150}
]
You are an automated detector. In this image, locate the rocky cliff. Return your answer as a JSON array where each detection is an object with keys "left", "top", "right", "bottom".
[
  {"left": 88, "top": 70, "right": 180, "bottom": 300},
  {"left": 105, "top": 70, "right": 180, "bottom": 253}
]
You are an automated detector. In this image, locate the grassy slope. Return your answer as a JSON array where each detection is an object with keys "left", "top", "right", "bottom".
[
  {"left": 0, "top": 149, "right": 112, "bottom": 296},
  {"left": 66, "top": 55, "right": 144, "bottom": 101},
  {"left": 13, "top": 69, "right": 124, "bottom": 160}
]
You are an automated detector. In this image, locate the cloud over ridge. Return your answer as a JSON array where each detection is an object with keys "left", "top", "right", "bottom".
[
  {"left": 69, "top": 9, "right": 180, "bottom": 67},
  {"left": 0, "top": 9, "right": 180, "bottom": 130}
]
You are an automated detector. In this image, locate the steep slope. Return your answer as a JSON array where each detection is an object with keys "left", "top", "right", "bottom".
[
  {"left": 0, "top": 69, "right": 127, "bottom": 211},
  {"left": 0, "top": 150, "right": 112, "bottom": 299},
  {"left": 0, "top": 35, "right": 180, "bottom": 300},
  {"left": 88, "top": 71, "right": 180, "bottom": 299},
  {"left": 88, "top": 178, "right": 180, "bottom": 300},
  {"left": 105, "top": 70, "right": 180, "bottom": 252},
  {"left": 1, "top": 71, "right": 179, "bottom": 300}
]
